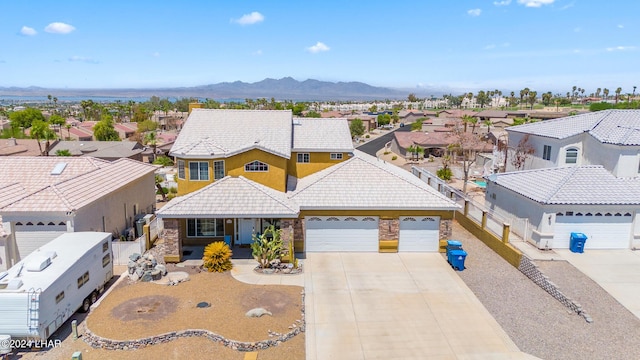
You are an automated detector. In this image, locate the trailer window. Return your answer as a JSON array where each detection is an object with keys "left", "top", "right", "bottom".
[
  {"left": 102, "top": 241, "right": 109, "bottom": 253},
  {"left": 77, "top": 271, "right": 90, "bottom": 288},
  {"left": 102, "top": 254, "right": 111, "bottom": 268},
  {"left": 55, "top": 291, "right": 65, "bottom": 304}
]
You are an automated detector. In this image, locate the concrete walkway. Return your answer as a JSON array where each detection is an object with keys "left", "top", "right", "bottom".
[
  {"left": 554, "top": 248, "right": 640, "bottom": 320},
  {"left": 230, "top": 259, "right": 304, "bottom": 286},
  {"left": 304, "top": 253, "right": 539, "bottom": 360}
]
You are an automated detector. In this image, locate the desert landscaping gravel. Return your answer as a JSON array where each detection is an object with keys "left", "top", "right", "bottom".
[{"left": 451, "top": 221, "right": 640, "bottom": 360}]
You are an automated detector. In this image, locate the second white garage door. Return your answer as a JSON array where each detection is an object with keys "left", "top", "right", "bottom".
[
  {"left": 553, "top": 213, "right": 632, "bottom": 249},
  {"left": 399, "top": 216, "right": 440, "bottom": 252},
  {"left": 305, "top": 216, "right": 379, "bottom": 252}
]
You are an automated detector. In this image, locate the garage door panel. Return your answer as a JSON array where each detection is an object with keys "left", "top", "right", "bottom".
[
  {"left": 399, "top": 216, "right": 439, "bottom": 252},
  {"left": 553, "top": 215, "right": 632, "bottom": 249},
  {"left": 305, "top": 216, "right": 379, "bottom": 252}
]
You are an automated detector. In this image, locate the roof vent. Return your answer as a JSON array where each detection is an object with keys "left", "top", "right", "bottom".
[
  {"left": 6, "top": 278, "right": 23, "bottom": 290},
  {"left": 51, "top": 162, "right": 67, "bottom": 175},
  {"left": 25, "top": 256, "right": 52, "bottom": 272}
]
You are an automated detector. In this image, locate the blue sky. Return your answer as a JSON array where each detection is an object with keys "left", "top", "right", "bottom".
[{"left": 1, "top": 0, "right": 638, "bottom": 95}]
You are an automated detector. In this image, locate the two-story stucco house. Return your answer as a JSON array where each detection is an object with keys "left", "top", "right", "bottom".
[
  {"left": 0, "top": 157, "right": 157, "bottom": 270},
  {"left": 486, "top": 110, "right": 640, "bottom": 250},
  {"left": 156, "top": 109, "right": 460, "bottom": 262}
]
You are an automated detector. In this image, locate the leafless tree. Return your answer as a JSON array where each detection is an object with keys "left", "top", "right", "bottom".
[{"left": 447, "top": 120, "right": 486, "bottom": 193}]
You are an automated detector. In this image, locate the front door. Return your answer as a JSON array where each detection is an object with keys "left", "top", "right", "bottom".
[{"left": 238, "top": 219, "right": 256, "bottom": 245}]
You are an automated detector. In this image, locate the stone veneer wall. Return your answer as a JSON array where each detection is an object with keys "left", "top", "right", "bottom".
[
  {"left": 518, "top": 256, "right": 592, "bottom": 323},
  {"left": 292, "top": 219, "right": 305, "bottom": 252},
  {"left": 378, "top": 219, "right": 399, "bottom": 240},
  {"left": 280, "top": 219, "right": 294, "bottom": 250},
  {"left": 161, "top": 219, "right": 181, "bottom": 262},
  {"left": 82, "top": 291, "right": 306, "bottom": 351},
  {"left": 439, "top": 219, "right": 452, "bottom": 239}
]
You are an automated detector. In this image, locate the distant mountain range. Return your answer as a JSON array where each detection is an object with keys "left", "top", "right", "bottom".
[{"left": 0, "top": 77, "right": 446, "bottom": 101}]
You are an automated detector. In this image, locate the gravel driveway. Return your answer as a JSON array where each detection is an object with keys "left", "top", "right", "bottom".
[{"left": 451, "top": 221, "right": 640, "bottom": 360}]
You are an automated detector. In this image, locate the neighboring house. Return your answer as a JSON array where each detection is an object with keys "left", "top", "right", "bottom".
[
  {"left": 157, "top": 109, "right": 459, "bottom": 262},
  {"left": 391, "top": 131, "right": 493, "bottom": 159},
  {"left": 0, "top": 138, "right": 58, "bottom": 156},
  {"left": 0, "top": 156, "right": 157, "bottom": 270},
  {"left": 68, "top": 126, "right": 94, "bottom": 141},
  {"left": 114, "top": 122, "right": 138, "bottom": 140},
  {"left": 438, "top": 110, "right": 477, "bottom": 118},
  {"left": 49, "top": 140, "right": 145, "bottom": 161},
  {"left": 475, "top": 110, "right": 508, "bottom": 121},
  {"left": 398, "top": 110, "right": 426, "bottom": 123},
  {"left": 486, "top": 110, "right": 640, "bottom": 250}
]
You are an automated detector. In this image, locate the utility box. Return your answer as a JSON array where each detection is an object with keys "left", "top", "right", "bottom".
[{"left": 570, "top": 232, "right": 588, "bottom": 253}]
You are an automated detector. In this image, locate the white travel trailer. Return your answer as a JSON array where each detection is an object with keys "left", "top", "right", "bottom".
[{"left": 0, "top": 232, "right": 113, "bottom": 340}]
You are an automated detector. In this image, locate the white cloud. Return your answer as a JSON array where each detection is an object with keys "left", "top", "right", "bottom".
[
  {"left": 232, "top": 12, "right": 264, "bottom": 25},
  {"left": 484, "top": 44, "right": 496, "bottom": 50},
  {"left": 502, "top": 42, "right": 511, "bottom": 47},
  {"left": 45, "top": 22, "right": 76, "bottom": 34},
  {"left": 152, "top": 52, "right": 160, "bottom": 57},
  {"left": 467, "top": 9, "right": 482, "bottom": 16},
  {"left": 20, "top": 26, "right": 37, "bottom": 36},
  {"left": 573, "top": 27, "right": 581, "bottom": 33},
  {"left": 493, "top": 0, "right": 511, "bottom": 6},
  {"left": 517, "top": 0, "right": 554, "bottom": 7},
  {"left": 617, "top": 24, "right": 624, "bottom": 29},
  {"left": 606, "top": 46, "right": 636, "bottom": 52},
  {"left": 307, "top": 42, "right": 330, "bottom": 53},
  {"left": 69, "top": 56, "right": 98, "bottom": 64},
  {"left": 252, "top": 50, "right": 263, "bottom": 56}
]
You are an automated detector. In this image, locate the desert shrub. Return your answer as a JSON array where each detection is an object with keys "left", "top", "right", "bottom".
[
  {"left": 251, "top": 225, "right": 283, "bottom": 269},
  {"left": 365, "top": 134, "right": 370, "bottom": 138},
  {"left": 153, "top": 156, "right": 174, "bottom": 166},
  {"left": 392, "top": 156, "right": 397, "bottom": 160},
  {"left": 202, "top": 241, "right": 233, "bottom": 272},
  {"left": 169, "top": 186, "right": 178, "bottom": 194},
  {"left": 437, "top": 167, "right": 453, "bottom": 181}
]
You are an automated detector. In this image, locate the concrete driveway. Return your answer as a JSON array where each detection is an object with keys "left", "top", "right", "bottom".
[
  {"left": 304, "top": 253, "right": 537, "bottom": 360},
  {"left": 556, "top": 249, "right": 640, "bottom": 320}
]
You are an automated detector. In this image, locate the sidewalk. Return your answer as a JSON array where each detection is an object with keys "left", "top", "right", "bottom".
[{"left": 230, "top": 259, "right": 304, "bottom": 286}]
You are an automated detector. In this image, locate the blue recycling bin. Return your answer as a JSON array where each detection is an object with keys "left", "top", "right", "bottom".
[
  {"left": 224, "top": 235, "right": 232, "bottom": 246},
  {"left": 570, "top": 232, "right": 587, "bottom": 253},
  {"left": 449, "top": 249, "right": 467, "bottom": 271},
  {"left": 446, "top": 240, "right": 463, "bottom": 265}
]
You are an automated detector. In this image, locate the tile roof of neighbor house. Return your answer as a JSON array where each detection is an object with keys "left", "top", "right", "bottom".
[
  {"left": 489, "top": 166, "right": 640, "bottom": 205},
  {"left": 170, "top": 109, "right": 293, "bottom": 159},
  {"left": 291, "top": 118, "right": 354, "bottom": 152},
  {"left": 476, "top": 110, "right": 508, "bottom": 118},
  {"left": 0, "top": 157, "right": 157, "bottom": 212},
  {"left": 0, "top": 138, "right": 51, "bottom": 156},
  {"left": 394, "top": 131, "right": 452, "bottom": 148},
  {"left": 49, "top": 141, "right": 144, "bottom": 158},
  {"left": 156, "top": 176, "right": 299, "bottom": 218},
  {"left": 507, "top": 109, "right": 640, "bottom": 145},
  {"left": 289, "top": 150, "right": 460, "bottom": 210}
]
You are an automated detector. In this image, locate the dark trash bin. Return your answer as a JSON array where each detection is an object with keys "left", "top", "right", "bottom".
[
  {"left": 570, "top": 232, "right": 588, "bottom": 253},
  {"left": 449, "top": 249, "right": 467, "bottom": 271},
  {"left": 446, "top": 240, "right": 463, "bottom": 265}
]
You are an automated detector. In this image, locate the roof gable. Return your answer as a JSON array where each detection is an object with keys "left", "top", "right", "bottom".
[{"left": 292, "top": 118, "right": 354, "bottom": 152}]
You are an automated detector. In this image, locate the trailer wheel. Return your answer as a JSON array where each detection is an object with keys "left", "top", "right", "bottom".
[
  {"left": 90, "top": 291, "right": 98, "bottom": 305},
  {"left": 80, "top": 297, "right": 91, "bottom": 313}
]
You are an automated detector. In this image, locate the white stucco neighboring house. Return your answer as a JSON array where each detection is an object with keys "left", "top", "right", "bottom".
[
  {"left": 0, "top": 156, "right": 157, "bottom": 270},
  {"left": 487, "top": 110, "right": 640, "bottom": 250}
]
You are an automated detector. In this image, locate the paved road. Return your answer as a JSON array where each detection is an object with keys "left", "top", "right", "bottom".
[
  {"left": 304, "top": 252, "right": 537, "bottom": 360},
  {"left": 356, "top": 126, "right": 410, "bottom": 157}
]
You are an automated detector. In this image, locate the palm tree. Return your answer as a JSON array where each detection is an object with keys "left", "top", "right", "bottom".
[
  {"left": 53, "top": 97, "right": 58, "bottom": 112},
  {"left": 406, "top": 144, "right": 424, "bottom": 162},
  {"left": 31, "top": 120, "right": 56, "bottom": 156},
  {"left": 144, "top": 131, "right": 158, "bottom": 162},
  {"left": 462, "top": 114, "right": 478, "bottom": 133},
  {"left": 572, "top": 86, "right": 577, "bottom": 100},
  {"left": 603, "top": 88, "right": 609, "bottom": 100},
  {"left": 595, "top": 88, "right": 601, "bottom": 99},
  {"left": 615, "top": 87, "right": 622, "bottom": 104}
]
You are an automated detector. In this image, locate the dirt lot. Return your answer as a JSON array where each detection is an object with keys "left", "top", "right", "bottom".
[{"left": 11, "top": 271, "right": 305, "bottom": 360}]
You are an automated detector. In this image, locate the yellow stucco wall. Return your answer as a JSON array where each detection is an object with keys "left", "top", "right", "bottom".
[
  {"left": 175, "top": 150, "right": 289, "bottom": 195},
  {"left": 226, "top": 149, "right": 288, "bottom": 192},
  {"left": 288, "top": 152, "right": 348, "bottom": 178}
]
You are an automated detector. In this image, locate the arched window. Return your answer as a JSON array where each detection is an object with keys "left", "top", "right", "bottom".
[
  {"left": 565, "top": 148, "right": 578, "bottom": 164},
  {"left": 244, "top": 160, "right": 269, "bottom": 172}
]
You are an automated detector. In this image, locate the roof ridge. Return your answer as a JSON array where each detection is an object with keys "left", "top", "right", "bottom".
[
  {"left": 289, "top": 157, "right": 354, "bottom": 196},
  {"left": 238, "top": 176, "right": 298, "bottom": 212},
  {"left": 161, "top": 176, "right": 233, "bottom": 211},
  {"left": 544, "top": 166, "right": 581, "bottom": 202}
]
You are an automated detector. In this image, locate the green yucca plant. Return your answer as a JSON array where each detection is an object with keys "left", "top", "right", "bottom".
[
  {"left": 251, "top": 225, "right": 283, "bottom": 269},
  {"left": 202, "top": 241, "right": 233, "bottom": 272}
]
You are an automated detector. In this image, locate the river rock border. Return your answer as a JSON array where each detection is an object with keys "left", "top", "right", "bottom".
[
  {"left": 82, "top": 290, "right": 306, "bottom": 351},
  {"left": 518, "top": 256, "right": 592, "bottom": 323}
]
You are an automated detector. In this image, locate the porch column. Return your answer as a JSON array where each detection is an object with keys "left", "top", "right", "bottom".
[
  {"left": 280, "top": 219, "right": 294, "bottom": 252},
  {"left": 162, "top": 218, "right": 182, "bottom": 263}
]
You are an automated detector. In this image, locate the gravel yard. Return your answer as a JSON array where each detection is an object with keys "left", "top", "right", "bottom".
[{"left": 451, "top": 220, "right": 640, "bottom": 360}]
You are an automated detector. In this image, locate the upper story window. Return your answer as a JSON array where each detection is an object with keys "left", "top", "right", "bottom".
[
  {"left": 177, "top": 160, "right": 185, "bottom": 179},
  {"left": 542, "top": 145, "right": 552, "bottom": 161},
  {"left": 565, "top": 148, "right": 578, "bottom": 164},
  {"left": 189, "top": 161, "right": 209, "bottom": 181},
  {"left": 245, "top": 160, "right": 269, "bottom": 172},
  {"left": 214, "top": 160, "right": 225, "bottom": 180},
  {"left": 330, "top": 153, "right": 343, "bottom": 160},
  {"left": 297, "top": 153, "right": 310, "bottom": 163}
]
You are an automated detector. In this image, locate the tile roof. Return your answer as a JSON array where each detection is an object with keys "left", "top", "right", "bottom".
[
  {"left": 156, "top": 176, "right": 299, "bottom": 218},
  {"left": 288, "top": 150, "right": 460, "bottom": 210},
  {"left": 476, "top": 110, "right": 508, "bottom": 118},
  {"left": 488, "top": 166, "right": 640, "bottom": 205},
  {"left": 507, "top": 109, "right": 640, "bottom": 145},
  {"left": 292, "top": 118, "right": 354, "bottom": 152},
  {"left": 170, "top": 109, "right": 293, "bottom": 159},
  {"left": 0, "top": 157, "right": 157, "bottom": 212},
  {"left": 49, "top": 141, "right": 144, "bottom": 158},
  {"left": 0, "top": 138, "right": 50, "bottom": 156}
]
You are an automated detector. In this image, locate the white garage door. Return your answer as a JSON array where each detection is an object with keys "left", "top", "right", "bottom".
[
  {"left": 553, "top": 213, "right": 632, "bottom": 249},
  {"left": 16, "top": 231, "right": 67, "bottom": 262},
  {"left": 305, "top": 216, "right": 379, "bottom": 252},
  {"left": 399, "top": 216, "right": 440, "bottom": 252}
]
